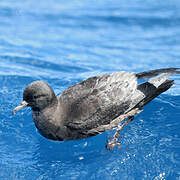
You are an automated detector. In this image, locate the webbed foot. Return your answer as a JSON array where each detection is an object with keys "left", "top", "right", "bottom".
[{"left": 106, "top": 116, "right": 134, "bottom": 150}]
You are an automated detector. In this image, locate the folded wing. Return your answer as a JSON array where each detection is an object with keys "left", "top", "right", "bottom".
[{"left": 59, "top": 72, "right": 138, "bottom": 131}]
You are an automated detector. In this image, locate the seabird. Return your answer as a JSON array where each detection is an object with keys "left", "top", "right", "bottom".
[{"left": 13, "top": 68, "right": 180, "bottom": 150}]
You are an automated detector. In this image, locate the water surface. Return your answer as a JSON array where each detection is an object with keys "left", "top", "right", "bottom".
[{"left": 0, "top": 0, "right": 180, "bottom": 179}]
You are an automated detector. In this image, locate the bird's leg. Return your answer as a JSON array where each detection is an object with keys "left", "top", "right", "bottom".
[
  {"left": 106, "top": 108, "right": 142, "bottom": 150},
  {"left": 113, "top": 116, "right": 134, "bottom": 138},
  {"left": 106, "top": 116, "right": 134, "bottom": 150}
]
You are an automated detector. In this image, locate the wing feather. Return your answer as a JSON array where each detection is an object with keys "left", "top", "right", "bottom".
[{"left": 59, "top": 72, "right": 138, "bottom": 131}]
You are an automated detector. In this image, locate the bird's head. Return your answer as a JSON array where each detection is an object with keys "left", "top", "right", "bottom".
[{"left": 13, "top": 80, "right": 57, "bottom": 114}]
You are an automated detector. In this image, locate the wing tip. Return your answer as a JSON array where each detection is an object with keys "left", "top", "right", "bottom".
[{"left": 136, "top": 67, "right": 180, "bottom": 79}]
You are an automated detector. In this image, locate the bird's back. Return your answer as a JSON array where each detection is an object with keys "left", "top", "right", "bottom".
[
  {"left": 58, "top": 72, "right": 139, "bottom": 138},
  {"left": 57, "top": 69, "right": 179, "bottom": 139}
]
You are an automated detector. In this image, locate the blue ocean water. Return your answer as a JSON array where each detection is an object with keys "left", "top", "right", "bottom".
[{"left": 0, "top": 0, "right": 180, "bottom": 179}]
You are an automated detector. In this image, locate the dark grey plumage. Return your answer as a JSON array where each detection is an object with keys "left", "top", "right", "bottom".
[{"left": 13, "top": 68, "right": 179, "bottom": 146}]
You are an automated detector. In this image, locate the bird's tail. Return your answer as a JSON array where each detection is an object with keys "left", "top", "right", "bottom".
[
  {"left": 137, "top": 79, "right": 174, "bottom": 108},
  {"left": 135, "top": 67, "right": 179, "bottom": 108}
]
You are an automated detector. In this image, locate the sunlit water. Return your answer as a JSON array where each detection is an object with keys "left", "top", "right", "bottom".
[{"left": 0, "top": 0, "right": 180, "bottom": 179}]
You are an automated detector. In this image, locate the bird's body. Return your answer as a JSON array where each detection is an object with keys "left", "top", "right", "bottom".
[{"left": 13, "top": 68, "right": 180, "bottom": 148}]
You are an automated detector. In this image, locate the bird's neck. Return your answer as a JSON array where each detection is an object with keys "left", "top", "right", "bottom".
[
  {"left": 32, "top": 97, "right": 58, "bottom": 124},
  {"left": 32, "top": 98, "right": 60, "bottom": 138}
]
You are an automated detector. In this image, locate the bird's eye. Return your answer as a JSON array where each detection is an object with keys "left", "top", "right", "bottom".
[
  {"left": 33, "top": 95, "right": 38, "bottom": 99},
  {"left": 33, "top": 95, "right": 41, "bottom": 99},
  {"left": 33, "top": 94, "right": 47, "bottom": 99}
]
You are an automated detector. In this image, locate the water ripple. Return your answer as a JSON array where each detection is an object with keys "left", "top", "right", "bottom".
[{"left": 0, "top": 0, "right": 180, "bottom": 179}]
